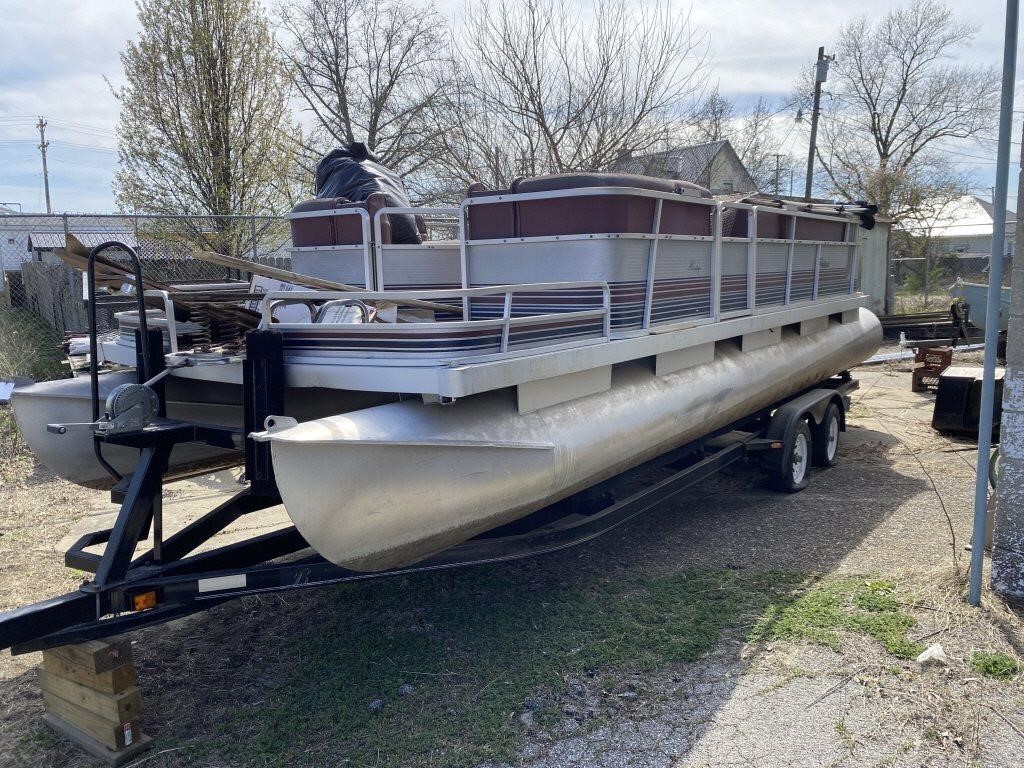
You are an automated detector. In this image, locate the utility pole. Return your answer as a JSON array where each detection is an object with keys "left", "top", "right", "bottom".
[
  {"left": 993, "top": 122, "right": 1024, "bottom": 599},
  {"left": 772, "top": 153, "right": 783, "bottom": 197},
  {"left": 990, "top": 0, "right": 1023, "bottom": 602},
  {"left": 804, "top": 47, "right": 832, "bottom": 201},
  {"left": 976, "top": 0, "right": 1019, "bottom": 605},
  {"left": 36, "top": 116, "right": 51, "bottom": 214}
]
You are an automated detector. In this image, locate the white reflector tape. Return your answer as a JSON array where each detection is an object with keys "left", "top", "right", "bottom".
[{"left": 197, "top": 574, "right": 247, "bottom": 593}]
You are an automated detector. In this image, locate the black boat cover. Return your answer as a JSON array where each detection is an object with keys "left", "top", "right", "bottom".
[{"left": 314, "top": 143, "right": 420, "bottom": 244}]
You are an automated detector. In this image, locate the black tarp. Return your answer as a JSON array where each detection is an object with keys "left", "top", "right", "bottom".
[{"left": 314, "top": 143, "right": 420, "bottom": 244}]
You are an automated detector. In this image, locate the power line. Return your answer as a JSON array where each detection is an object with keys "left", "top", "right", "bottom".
[
  {"left": 824, "top": 91, "right": 1024, "bottom": 114},
  {"left": 49, "top": 139, "right": 118, "bottom": 153},
  {"left": 50, "top": 157, "right": 120, "bottom": 170}
]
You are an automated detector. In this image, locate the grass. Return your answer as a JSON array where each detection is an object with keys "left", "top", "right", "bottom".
[
  {"left": 0, "top": 308, "right": 68, "bottom": 464},
  {"left": 197, "top": 568, "right": 801, "bottom": 768},
  {"left": 0, "top": 307, "right": 67, "bottom": 382},
  {"left": 171, "top": 571, "right": 923, "bottom": 768},
  {"left": 749, "top": 577, "right": 921, "bottom": 659},
  {"left": 970, "top": 651, "right": 1022, "bottom": 681}
]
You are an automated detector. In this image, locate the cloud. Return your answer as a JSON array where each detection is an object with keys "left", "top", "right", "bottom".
[{"left": 0, "top": 0, "right": 1017, "bottom": 212}]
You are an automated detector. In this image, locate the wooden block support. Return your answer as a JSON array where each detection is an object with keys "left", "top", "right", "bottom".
[
  {"left": 43, "top": 713, "right": 152, "bottom": 768},
  {"left": 38, "top": 669, "right": 142, "bottom": 723},
  {"left": 38, "top": 639, "right": 151, "bottom": 764},
  {"left": 45, "top": 638, "right": 132, "bottom": 674},
  {"left": 42, "top": 653, "right": 137, "bottom": 695},
  {"left": 41, "top": 691, "right": 141, "bottom": 750}
]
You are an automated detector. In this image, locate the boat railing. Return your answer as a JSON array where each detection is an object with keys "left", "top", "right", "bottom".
[
  {"left": 288, "top": 206, "right": 375, "bottom": 289},
  {"left": 287, "top": 192, "right": 863, "bottom": 335},
  {"left": 372, "top": 206, "right": 462, "bottom": 295},
  {"left": 258, "top": 281, "right": 613, "bottom": 358}
]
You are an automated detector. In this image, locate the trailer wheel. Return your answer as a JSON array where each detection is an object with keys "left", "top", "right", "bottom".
[
  {"left": 773, "top": 420, "right": 812, "bottom": 492},
  {"left": 811, "top": 402, "right": 841, "bottom": 468}
]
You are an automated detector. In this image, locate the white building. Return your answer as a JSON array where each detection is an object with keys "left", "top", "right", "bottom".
[{"left": 908, "top": 195, "right": 1016, "bottom": 259}]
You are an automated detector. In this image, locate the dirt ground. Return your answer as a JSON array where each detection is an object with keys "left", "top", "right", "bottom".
[{"left": 1, "top": 360, "right": 1023, "bottom": 767}]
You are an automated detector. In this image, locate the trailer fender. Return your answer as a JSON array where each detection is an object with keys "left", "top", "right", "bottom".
[{"left": 760, "top": 389, "right": 847, "bottom": 475}]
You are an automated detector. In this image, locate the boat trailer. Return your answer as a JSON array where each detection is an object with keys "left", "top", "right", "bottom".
[
  {"left": 0, "top": 247, "right": 858, "bottom": 655},
  {"left": 0, "top": 349, "right": 855, "bottom": 654}
]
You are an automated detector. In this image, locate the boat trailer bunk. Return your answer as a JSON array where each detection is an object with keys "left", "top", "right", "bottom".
[{"left": 0, "top": 313, "right": 858, "bottom": 655}]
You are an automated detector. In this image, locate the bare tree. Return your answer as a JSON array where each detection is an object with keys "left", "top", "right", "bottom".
[
  {"left": 277, "top": 0, "right": 457, "bottom": 191},
  {"left": 687, "top": 90, "right": 794, "bottom": 194},
  {"left": 689, "top": 86, "right": 733, "bottom": 144},
  {"left": 114, "top": 0, "right": 294, "bottom": 254},
  {"left": 433, "top": 0, "right": 709, "bottom": 193},
  {"left": 806, "top": 0, "right": 998, "bottom": 222}
]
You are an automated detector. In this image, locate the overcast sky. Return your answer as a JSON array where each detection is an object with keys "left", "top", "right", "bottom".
[{"left": 0, "top": 0, "right": 1020, "bottom": 213}]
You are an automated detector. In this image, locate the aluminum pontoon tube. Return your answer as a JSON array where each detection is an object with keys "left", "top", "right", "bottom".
[
  {"left": 11, "top": 374, "right": 395, "bottom": 489},
  {"left": 257, "top": 308, "right": 882, "bottom": 572},
  {"left": 11, "top": 372, "right": 244, "bottom": 489}
]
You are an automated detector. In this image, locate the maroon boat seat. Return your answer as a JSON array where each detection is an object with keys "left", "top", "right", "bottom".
[
  {"left": 465, "top": 173, "right": 713, "bottom": 240},
  {"left": 289, "top": 193, "right": 393, "bottom": 247}
]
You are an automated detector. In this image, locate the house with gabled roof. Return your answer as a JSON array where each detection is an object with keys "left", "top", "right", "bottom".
[{"left": 612, "top": 140, "right": 759, "bottom": 196}]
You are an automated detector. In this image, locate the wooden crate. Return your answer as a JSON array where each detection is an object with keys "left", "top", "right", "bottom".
[{"left": 912, "top": 347, "right": 953, "bottom": 392}]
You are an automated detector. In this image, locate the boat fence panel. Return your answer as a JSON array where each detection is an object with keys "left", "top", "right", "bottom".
[
  {"left": 790, "top": 243, "right": 818, "bottom": 302},
  {"left": 755, "top": 241, "right": 789, "bottom": 308},
  {"left": 463, "top": 238, "right": 650, "bottom": 330},
  {"left": 720, "top": 240, "right": 751, "bottom": 313},
  {"left": 649, "top": 238, "right": 714, "bottom": 324},
  {"left": 818, "top": 243, "right": 855, "bottom": 297},
  {"left": 290, "top": 245, "right": 372, "bottom": 287},
  {"left": 259, "top": 282, "right": 613, "bottom": 361},
  {"left": 373, "top": 207, "right": 462, "bottom": 301}
]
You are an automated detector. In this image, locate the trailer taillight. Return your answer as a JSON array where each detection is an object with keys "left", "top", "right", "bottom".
[{"left": 132, "top": 591, "right": 157, "bottom": 611}]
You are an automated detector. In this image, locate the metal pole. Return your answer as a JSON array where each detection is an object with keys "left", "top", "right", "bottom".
[
  {"left": 993, "top": 132, "right": 1024, "bottom": 596},
  {"left": 37, "top": 117, "right": 51, "bottom": 214},
  {"left": 804, "top": 47, "right": 827, "bottom": 201},
  {"left": 968, "top": 0, "right": 1018, "bottom": 607}
]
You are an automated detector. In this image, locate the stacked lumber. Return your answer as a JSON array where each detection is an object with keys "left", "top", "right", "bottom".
[{"left": 38, "top": 638, "right": 152, "bottom": 766}]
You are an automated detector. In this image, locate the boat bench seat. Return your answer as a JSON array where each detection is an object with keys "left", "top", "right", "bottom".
[
  {"left": 289, "top": 193, "right": 427, "bottom": 247},
  {"left": 464, "top": 173, "right": 718, "bottom": 331},
  {"left": 466, "top": 173, "right": 713, "bottom": 240}
]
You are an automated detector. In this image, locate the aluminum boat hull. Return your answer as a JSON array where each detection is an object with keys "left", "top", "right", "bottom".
[
  {"left": 12, "top": 374, "right": 391, "bottom": 489},
  {"left": 260, "top": 308, "right": 882, "bottom": 572}
]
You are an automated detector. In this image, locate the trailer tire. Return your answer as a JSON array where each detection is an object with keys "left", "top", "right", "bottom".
[
  {"left": 811, "top": 402, "right": 841, "bottom": 468},
  {"left": 773, "top": 420, "right": 812, "bottom": 492}
]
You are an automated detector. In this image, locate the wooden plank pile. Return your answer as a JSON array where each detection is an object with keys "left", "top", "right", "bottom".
[{"left": 37, "top": 638, "right": 152, "bottom": 766}]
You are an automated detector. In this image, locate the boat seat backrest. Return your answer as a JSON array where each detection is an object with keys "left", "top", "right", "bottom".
[
  {"left": 465, "top": 173, "right": 714, "bottom": 240},
  {"left": 289, "top": 193, "right": 393, "bottom": 247},
  {"left": 753, "top": 207, "right": 849, "bottom": 242}
]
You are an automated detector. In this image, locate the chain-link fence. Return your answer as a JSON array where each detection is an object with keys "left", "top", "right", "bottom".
[
  {"left": 0, "top": 213, "right": 291, "bottom": 383},
  {"left": 890, "top": 252, "right": 1014, "bottom": 314}
]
